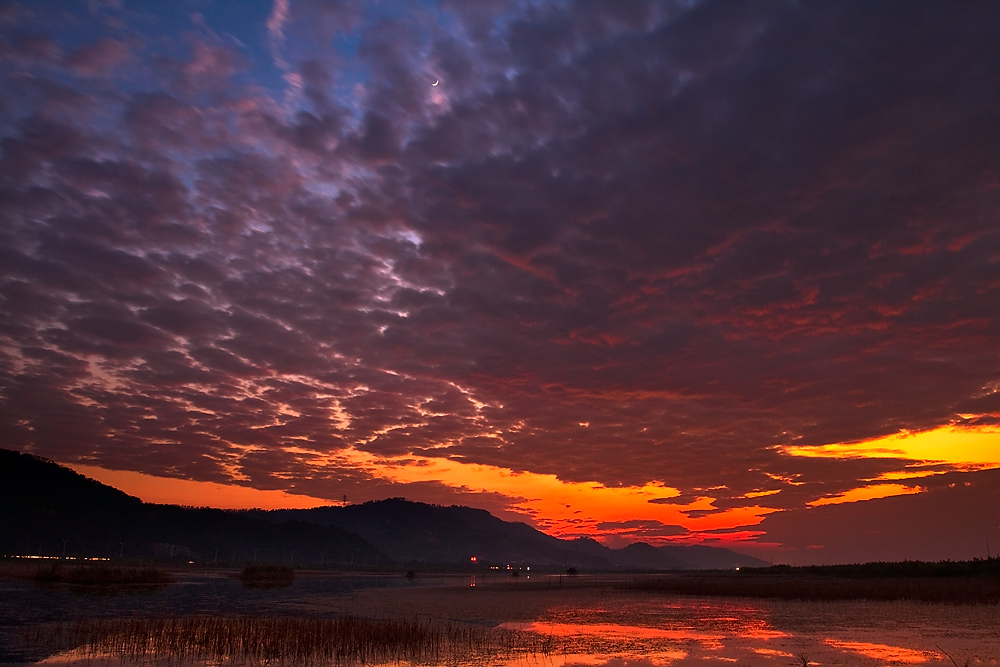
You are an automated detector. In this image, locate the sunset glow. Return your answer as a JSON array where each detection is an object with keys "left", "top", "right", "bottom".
[
  {"left": 68, "top": 449, "right": 778, "bottom": 545},
  {"left": 71, "top": 464, "right": 329, "bottom": 510}
]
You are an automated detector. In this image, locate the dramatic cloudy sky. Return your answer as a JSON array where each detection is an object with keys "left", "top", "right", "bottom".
[{"left": 3, "top": 0, "right": 1000, "bottom": 564}]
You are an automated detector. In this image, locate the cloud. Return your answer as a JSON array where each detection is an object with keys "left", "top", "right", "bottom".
[
  {"left": 1, "top": 0, "right": 1000, "bottom": 558},
  {"left": 595, "top": 519, "right": 688, "bottom": 539},
  {"left": 65, "top": 37, "right": 132, "bottom": 77},
  {"left": 266, "top": 0, "right": 290, "bottom": 65}
]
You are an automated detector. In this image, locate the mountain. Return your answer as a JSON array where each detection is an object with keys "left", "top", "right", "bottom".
[
  {"left": 567, "top": 536, "right": 765, "bottom": 571},
  {"left": 2, "top": 448, "right": 765, "bottom": 570},
  {"left": 252, "top": 499, "right": 767, "bottom": 570},
  {"left": 252, "top": 498, "right": 613, "bottom": 569},
  {"left": 0, "top": 449, "right": 384, "bottom": 565}
]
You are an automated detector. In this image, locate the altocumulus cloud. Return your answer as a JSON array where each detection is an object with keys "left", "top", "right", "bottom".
[{"left": 1, "top": 0, "right": 1000, "bottom": 552}]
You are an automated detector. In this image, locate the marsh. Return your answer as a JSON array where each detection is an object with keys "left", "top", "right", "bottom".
[{"left": 3, "top": 569, "right": 999, "bottom": 666}]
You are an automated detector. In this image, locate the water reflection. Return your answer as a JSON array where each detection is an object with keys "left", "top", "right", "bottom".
[
  {"left": 498, "top": 618, "right": 785, "bottom": 665},
  {"left": 826, "top": 639, "right": 934, "bottom": 663},
  {"left": 494, "top": 593, "right": 998, "bottom": 667},
  {"left": 752, "top": 647, "right": 794, "bottom": 658},
  {"left": 7, "top": 575, "right": 1000, "bottom": 667},
  {"left": 525, "top": 653, "right": 690, "bottom": 667}
]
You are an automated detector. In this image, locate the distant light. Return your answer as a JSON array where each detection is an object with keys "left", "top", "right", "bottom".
[
  {"left": 735, "top": 567, "right": 741, "bottom": 571},
  {"left": 9, "top": 554, "right": 109, "bottom": 561},
  {"left": 470, "top": 556, "right": 477, "bottom": 562}
]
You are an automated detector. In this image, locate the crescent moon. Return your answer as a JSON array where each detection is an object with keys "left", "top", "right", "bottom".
[{"left": 432, "top": 79, "right": 439, "bottom": 86}]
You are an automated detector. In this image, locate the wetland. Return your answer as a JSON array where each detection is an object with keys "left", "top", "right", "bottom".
[{"left": 2, "top": 566, "right": 999, "bottom": 667}]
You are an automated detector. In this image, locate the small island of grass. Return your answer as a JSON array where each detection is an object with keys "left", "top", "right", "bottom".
[
  {"left": 34, "top": 564, "right": 173, "bottom": 586},
  {"left": 238, "top": 564, "right": 296, "bottom": 588}
]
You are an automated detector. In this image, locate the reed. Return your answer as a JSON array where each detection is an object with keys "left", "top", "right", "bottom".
[{"left": 47, "top": 614, "right": 552, "bottom": 665}]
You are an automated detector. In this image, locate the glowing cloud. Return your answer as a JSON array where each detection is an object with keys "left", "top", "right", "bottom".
[
  {"left": 780, "top": 425, "right": 1000, "bottom": 470},
  {"left": 807, "top": 483, "right": 923, "bottom": 508}
]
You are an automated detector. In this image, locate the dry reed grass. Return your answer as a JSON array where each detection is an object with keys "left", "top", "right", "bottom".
[{"left": 39, "top": 614, "right": 553, "bottom": 666}]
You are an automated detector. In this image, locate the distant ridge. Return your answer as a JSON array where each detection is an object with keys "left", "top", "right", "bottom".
[
  {"left": 251, "top": 498, "right": 766, "bottom": 570},
  {"left": 1, "top": 448, "right": 765, "bottom": 570}
]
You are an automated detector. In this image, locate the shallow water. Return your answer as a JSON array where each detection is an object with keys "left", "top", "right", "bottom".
[{"left": 3, "top": 572, "right": 999, "bottom": 667}]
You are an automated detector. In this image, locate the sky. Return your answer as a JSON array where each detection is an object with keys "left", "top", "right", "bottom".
[{"left": 2, "top": 0, "right": 999, "bottom": 566}]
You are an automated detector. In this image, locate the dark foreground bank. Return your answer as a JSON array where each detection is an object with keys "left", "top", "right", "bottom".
[{"left": 624, "top": 557, "right": 1000, "bottom": 603}]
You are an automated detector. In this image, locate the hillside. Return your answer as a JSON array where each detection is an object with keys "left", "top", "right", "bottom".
[
  {"left": 255, "top": 499, "right": 611, "bottom": 569},
  {"left": 0, "top": 449, "right": 384, "bottom": 565}
]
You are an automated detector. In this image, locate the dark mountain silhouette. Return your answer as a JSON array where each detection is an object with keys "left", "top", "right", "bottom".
[
  {"left": 252, "top": 499, "right": 766, "bottom": 570},
  {"left": 0, "top": 449, "right": 384, "bottom": 565},
  {"left": 253, "top": 498, "right": 609, "bottom": 569},
  {"left": 2, "top": 448, "right": 765, "bottom": 570}
]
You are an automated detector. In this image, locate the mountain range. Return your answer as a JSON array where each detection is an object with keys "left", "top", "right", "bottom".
[
  {"left": 250, "top": 500, "right": 765, "bottom": 570},
  {"left": 1, "top": 448, "right": 764, "bottom": 570}
]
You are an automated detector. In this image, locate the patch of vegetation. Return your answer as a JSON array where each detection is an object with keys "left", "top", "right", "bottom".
[
  {"left": 745, "top": 556, "right": 1000, "bottom": 578},
  {"left": 238, "top": 564, "right": 295, "bottom": 588},
  {"left": 41, "top": 614, "right": 552, "bottom": 665},
  {"left": 34, "top": 564, "right": 172, "bottom": 586}
]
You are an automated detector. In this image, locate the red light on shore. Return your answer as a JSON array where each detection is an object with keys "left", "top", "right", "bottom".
[{"left": 470, "top": 556, "right": 477, "bottom": 562}]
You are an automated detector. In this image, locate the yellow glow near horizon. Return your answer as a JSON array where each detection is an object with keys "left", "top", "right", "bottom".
[{"left": 780, "top": 424, "right": 1000, "bottom": 469}]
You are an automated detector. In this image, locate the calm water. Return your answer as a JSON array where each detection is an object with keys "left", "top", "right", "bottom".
[{"left": 2, "top": 572, "right": 998, "bottom": 666}]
